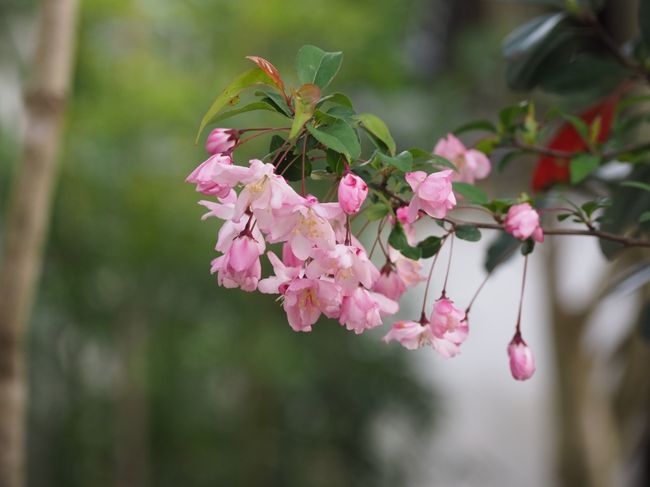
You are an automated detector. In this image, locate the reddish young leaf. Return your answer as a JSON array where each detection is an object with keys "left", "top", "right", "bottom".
[
  {"left": 532, "top": 95, "right": 618, "bottom": 192},
  {"left": 246, "top": 55, "right": 286, "bottom": 94}
]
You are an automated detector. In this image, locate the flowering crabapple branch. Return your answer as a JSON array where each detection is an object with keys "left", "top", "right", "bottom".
[{"left": 186, "top": 46, "right": 649, "bottom": 382}]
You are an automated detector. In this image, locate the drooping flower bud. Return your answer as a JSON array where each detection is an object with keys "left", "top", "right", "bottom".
[
  {"left": 205, "top": 128, "right": 239, "bottom": 155},
  {"left": 337, "top": 172, "right": 368, "bottom": 215},
  {"left": 507, "top": 334, "right": 536, "bottom": 381},
  {"left": 504, "top": 203, "right": 544, "bottom": 243}
]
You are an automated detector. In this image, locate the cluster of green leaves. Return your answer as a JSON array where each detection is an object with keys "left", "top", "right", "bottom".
[{"left": 198, "top": 44, "right": 468, "bottom": 262}]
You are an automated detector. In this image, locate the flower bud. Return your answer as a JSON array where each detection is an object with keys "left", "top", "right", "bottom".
[
  {"left": 205, "top": 128, "right": 238, "bottom": 155},
  {"left": 338, "top": 172, "right": 368, "bottom": 215},
  {"left": 504, "top": 203, "right": 544, "bottom": 243},
  {"left": 507, "top": 335, "right": 536, "bottom": 381}
]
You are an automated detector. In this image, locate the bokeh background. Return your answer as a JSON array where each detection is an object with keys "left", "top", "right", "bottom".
[{"left": 0, "top": 1, "right": 648, "bottom": 486}]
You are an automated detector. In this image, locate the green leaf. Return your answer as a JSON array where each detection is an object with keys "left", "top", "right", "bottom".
[
  {"left": 417, "top": 236, "right": 443, "bottom": 258},
  {"left": 375, "top": 151, "right": 413, "bottom": 172},
  {"left": 502, "top": 13, "right": 567, "bottom": 58},
  {"left": 520, "top": 238, "right": 535, "bottom": 255},
  {"left": 640, "top": 211, "right": 650, "bottom": 223},
  {"left": 539, "top": 54, "right": 630, "bottom": 95},
  {"left": 210, "top": 101, "right": 278, "bottom": 123},
  {"left": 306, "top": 120, "right": 361, "bottom": 161},
  {"left": 453, "top": 120, "right": 497, "bottom": 135},
  {"left": 290, "top": 84, "right": 320, "bottom": 140},
  {"left": 356, "top": 113, "right": 396, "bottom": 156},
  {"left": 455, "top": 225, "right": 482, "bottom": 242},
  {"left": 196, "top": 67, "right": 273, "bottom": 142},
  {"left": 452, "top": 182, "right": 488, "bottom": 205},
  {"left": 484, "top": 233, "right": 519, "bottom": 272},
  {"left": 498, "top": 102, "right": 530, "bottom": 133},
  {"left": 364, "top": 203, "right": 390, "bottom": 221},
  {"left": 570, "top": 154, "right": 600, "bottom": 184},
  {"left": 317, "top": 92, "right": 354, "bottom": 108},
  {"left": 599, "top": 165, "right": 650, "bottom": 259},
  {"left": 430, "top": 154, "right": 458, "bottom": 171},
  {"left": 325, "top": 149, "right": 346, "bottom": 175},
  {"left": 388, "top": 223, "right": 421, "bottom": 260},
  {"left": 561, "top": 113, "right": 591, "bottom": 146},
  {"left": 296, "top": 45, "right": 344, "bottom": 89},
  {"left": 621, "top": 181, "right": 650, "bottom": 192},
  {"left": 256, "top": 90, "right": 292, "bottom": 116}
]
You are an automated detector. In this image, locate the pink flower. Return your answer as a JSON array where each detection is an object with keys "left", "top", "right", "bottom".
[
  {"left": 205, "top": 128, "right": 238, "bottom": 155},
  {"left": 504, "top": 203, "right": 544, "bottom": 243},
  {"left": 186, "top": 154, "right": 234, "bottom": 197},
  {"left": 429, "top": 298, "right": 469, "bottom": 358},
  {"left": 373, "top": 248, "right": 424, "bottom": 301},
  {"left": 209, "top": 233, "right": 264, "bottom": 292},
  {"left": 230, "top": 159, "right": 305, "bottom": 225},
  {"left": 257, "top": 251, "right": 301, "bottom": 294},
  {"left": 339, "top": 287, "right": 398, "bottom": 334},
  {"left": 282, "top": 241, "right": 303, "bottom": 268},
  {"left": 282, "top": 278, "right": 342, "bottom": 332},
  {"left": 433, "top": 133, "right": 491, "bottom": 184},
  {"left": 266, "top": 195, "right": 341, "bottom": 260},
  {"left": 508, "top": 334, "right": 536, "bottom": 381},
  {"left": 338, "top": 172, "right": 368, "bottom": 214},
  {"left": 405, "top": 170, "right": 456, "bottom": 223},
  {"left": 306, "top": 244, "right": 379, "bottom": 294},
  {"left": 383, "top": 321, "right": 431, "bottom": 350}
]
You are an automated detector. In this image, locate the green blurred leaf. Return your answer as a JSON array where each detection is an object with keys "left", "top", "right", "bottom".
[
  {"left": 503, "top": 13, "right": 567, "bottom": 58},
  {"left": 211, "top": 101, "right": 278, "bottom": 122},
  {"left": 296, "top": 45, "right": 344, "bottom": 89},
  {"left": 640, "top": 211, "right": 650, "bottom": 223},
  {"left": 453, "top": 120, "right": 498, "bottom": 135},
  {"left": 364, "top": 203, "right": 390, "bottom": 221},
  {"left": 290, "top": 84, "right": 320, "bottom": 140},
  {"left": 388, "top": 223, "right": 421, "bottom": 260},
  {"left": 417, "top": 236, "right": 443, "bottom": 258},
  {"left": 375, "top": 151, "right": 413, "bottom": 172},
  {"left": 570, "top": 154, "right": 600, "bottom": 184},
  {"left": 539, "top": 54, "right": 630, "bottom": 94},
  {"left": 455, "top": 225, "right": 482, "bottom": 242},
  {"left": 307, "top": 119, "right": 360, "bottom": 161},
  {"left": 356, "top": 113, "right": 396, "bottom": 156},
  {"left": 196, "top": 67, "right": 273, "bottom": 142},
  {"left": 452, "top": 182, "right": 488, "bottom": 204},
  {"left": 485, "top": 233, "right": 519, "bottom": 272},
  {"left": 520, "top": 238, "right": 535, "bottom": 255},
  {"left": 621, "top": 181, "right": 650, "bottom": 192},
  {"left": 430, "top": 154, "right": 458, "bottom": 171}
]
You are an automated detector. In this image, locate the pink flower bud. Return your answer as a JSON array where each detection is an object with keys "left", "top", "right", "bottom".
[
  {"left": 205, "top": 128, "right": 238, "bottom": 155},
  {"left": 507, "top": 335, "right": 536, "bottom": 381},
  {"left": 337, "top": 173, "right": 368, "bottom": 215},
  {"left": 504, "top": 203, "right": 544, "bottom": 243}
]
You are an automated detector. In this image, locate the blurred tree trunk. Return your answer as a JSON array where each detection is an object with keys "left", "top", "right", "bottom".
[
  {"left": 115, "top": 312, "right": 150, "bottom": 487},
  {"left": 0, "top": 1, "right": 79, "bottom": 486}
]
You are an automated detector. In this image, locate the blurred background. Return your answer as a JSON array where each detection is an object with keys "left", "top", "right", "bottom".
[{"left": 0, "top": 0, "right": 648, "bottom": 486}]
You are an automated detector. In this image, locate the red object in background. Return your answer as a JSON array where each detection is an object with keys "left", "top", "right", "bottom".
[{"left": 531, "top": 96, "right": 619, "bottom": 192}]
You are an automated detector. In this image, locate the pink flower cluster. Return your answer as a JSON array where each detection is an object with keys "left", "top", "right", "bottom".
[
  {"left": 186, "top": 129, "right": 426, "bottom": 335},
  {"left": 383, "top": 298, "right": 469, "bottom": 358}
]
